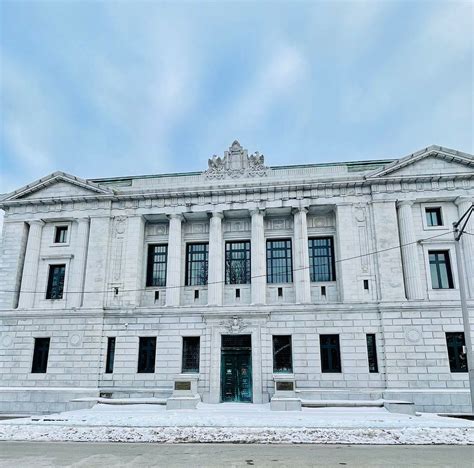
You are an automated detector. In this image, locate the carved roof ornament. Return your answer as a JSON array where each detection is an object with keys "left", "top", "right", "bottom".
[{"left": 204, "top": 140, "right": 268, "bottom": 179}]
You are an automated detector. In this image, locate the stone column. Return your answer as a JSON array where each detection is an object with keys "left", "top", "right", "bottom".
[
  {"left": 18, "top": 220, "right": 44, "bottom": 308},
  {"left": 166, "top": 214, "right": 183, "bottom": 306},
  {"left": 397, "top": 201, "right": 424, "bottom": 300},
  {"left": 208, "top": 212, "right": 224, "bottom": 306},
  {"left": 293, "top": 207, "right": 311, "bottom": 303},
  {"left": 69, "top": 217, "right": 90, "bottom": 308},
  {"left": 371, "top": 201, "right": 405, "bottom": 301},
  {"left": 251, "top": 208, "right": 266, "bottom": 305},
  {"left": 455, "top": 197, "right": 474, "bottom": 299},
  {"left": 123, "top": 215, "right": 145, "bottom": 307}
]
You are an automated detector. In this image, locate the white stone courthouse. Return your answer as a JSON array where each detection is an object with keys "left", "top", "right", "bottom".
[{"left": 0, "top": 142, "right": 473, "bottom": 414}]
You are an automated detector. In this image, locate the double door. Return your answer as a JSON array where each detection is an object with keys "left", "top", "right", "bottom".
[{"left": 221, "top": 349, "right": 252, "bottom": 402}]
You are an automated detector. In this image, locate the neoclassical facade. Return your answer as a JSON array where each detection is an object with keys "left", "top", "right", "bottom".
[{"left": 0, "top": 142, "right": 473, "bottom": 414}]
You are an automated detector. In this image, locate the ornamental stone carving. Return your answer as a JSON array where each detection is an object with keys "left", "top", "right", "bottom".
[
  {"left": 204, "top": 141, "right": 268, "bottom": 179},
  {"left": 220, "top": 316, "right": 247, "bottom": 334}
]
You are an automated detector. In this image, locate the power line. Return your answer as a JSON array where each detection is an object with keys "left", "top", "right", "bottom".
[{"left": 0, "top": 229, "right": 455, "bottom": 295}]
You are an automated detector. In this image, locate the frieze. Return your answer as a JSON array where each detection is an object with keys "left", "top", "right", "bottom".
[
  {"left": 146, "top": 223, "right": 169, "bottom": 236},
  {"left": 307, "top": 214, "right": 335, "bottom": 229},
  {"left": 223, "top": 220, "right": 251, "bottom": 232},
  {"left": 184, "top": 222, "right": 209, "bottom": 235},
  {"left": 265, "top": 218, "right": 293, "bottom": 230}
]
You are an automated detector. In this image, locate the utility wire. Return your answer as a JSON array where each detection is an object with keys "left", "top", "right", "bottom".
[{"left": 0, "top": 229, "right": 455, "bottom": 295}]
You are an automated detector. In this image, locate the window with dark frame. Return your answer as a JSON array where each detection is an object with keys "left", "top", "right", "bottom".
[
  {"left": 146, "top": 244, "right": 168, "bottom": 287},
  {"left": 54, "top": 226, "right": 68, "bottom": 243},
  {"left": 320, "top": 334, "right": 342, "bottom": 373},
  {"left": 105, "top": 337, "right": 116, "bottom": 374},
  {"left": 137, "top": 337, "right": 156, "bottom": 373},
  {"left": 46, "top": 264, "right": 66, "bottom": 299},
  {"left": 266, "top": 239, "right": 293, "bottom": 283},
  {"left": 225, "top": 241, "right": 251, "bottom": 284},
  {"left": 32, "top": 337, "right": 50, "bottom": 373},
  {"left": 425, "top": 207, "right": 443, "bottom": 227},
  {"left": 185, "top": 243, "right": 209, "bottom": 286},
  {"left": 308, "top": 237, "right": 336, "bottom": 282},
  {"left": 429, "top": 250, "right": 454, "bottom": 289},
  {"left": 272, "top": 335, "right": 293, "bottom": 373},
  {"left": 366, "top": 334, "right": 379, "bottom": 373},
  {"left": 182, "top": 336, "right": 200, "bottom": 373},
  {"left": 446, "top": 332, "right": 468, "bottom": 373}
]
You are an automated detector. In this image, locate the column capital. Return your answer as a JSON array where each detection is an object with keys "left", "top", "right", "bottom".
[
  {"left": 397, "top": 200, "right": 414, "bottom": 208},
  {"left": 250, "top": 207, "right": 265, "bottom": 217},
  {"left": 76, "top": 217, "right": 90, "bottom": 225},
  {"left": 28, "top": 219, "right": 44, "bottom": 227},
  {"left": 209, "top": 211, "right": 224, "bottom": 220},
  {"left": 167, "top": 213, "right": 184, "bottom": 221},
  {"left": 291, "top": 206, "right": 308, "bottom": 216},
  {"left": 454, "top": 197, "right": 474, "bottom": 207}
]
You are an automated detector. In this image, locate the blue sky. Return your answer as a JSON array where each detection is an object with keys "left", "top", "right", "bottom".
[{"left": 1, "top": 0, "right": 473, "bottom": 196}]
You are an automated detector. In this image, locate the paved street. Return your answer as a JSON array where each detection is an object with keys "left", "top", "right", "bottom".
[{"left": 0, "top": 442, "right": 473, "bottom": 467}]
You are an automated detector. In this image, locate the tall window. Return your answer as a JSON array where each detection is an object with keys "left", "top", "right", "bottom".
[
  {"left": 272, "top": 335, "right": 293, "bottom": 373},
  {"left": 185, "top": 243, "right": 209, "bottom": 286},
  {"left": 266, "top": 239, "right": 293, "bottom": 283},
  {"left": 146, "top": 244, "right": 168, "bottom": 287},
  {"left": 425, "top": 207, "right": 443, "bottom": 227},
  {"left": 137, "top": 337, "right": 156, "bottom": 373},
  {"left": 182, "top": 336, "right": 200, "bottom": 373},
  {"left": 429, "top": 250, "right": 454, "bottom": 289},
  {"left": 32, "top": 338, "right": 50, "bottom": 373},
  {"left": 105, "top": 337, "right": 116, "bottom": 374},
  {"left": 308, "top": 237, "right": 336, "bottom": 282},
  {"left": 366, "top": 334, "right": 379, "bottom": 373},
  {"left": 446, "top": 332, "right": 468, "bottom": 373},
  {"left": 46, "top": 264, "right": 66, "bottom": 299},
  {"left": 54, "top": 226, "right": 68, "bottom": 243},
  {"left": 225, "top": 241, "right": 251, "bottom": 284},
  {"left": 320, "top": 334, "right": 341, "bottom": 373}
]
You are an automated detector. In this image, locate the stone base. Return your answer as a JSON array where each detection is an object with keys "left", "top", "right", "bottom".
[
  {"left": 166, "top": 395, "right": 201, "bottom": 410},
  {"left": 270, "top": 397, "right": 302, "bottom": 411},
  {"left": 384, "top": 401, "right": 417, "bottom": 416}
]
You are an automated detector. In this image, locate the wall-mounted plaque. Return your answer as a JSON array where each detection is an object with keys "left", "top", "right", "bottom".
[
  {"left": 276, "top": 381, "right": 294, "bottom": 391},
  {"left": 175, "top": 381, "right": 191, "bottom": 391}
]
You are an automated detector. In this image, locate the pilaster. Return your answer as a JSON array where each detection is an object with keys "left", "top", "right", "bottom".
[
  {"left": 208, "top": 212, "right": 224, "bottom": 306},
  {"left": 166, "top": 214, "right": 183, "bottom": 306},
  {"left": 397, "top": 201, "right": 424, "bottom": 300},
  {"left": 18, "top": 220, "right": 44, "bottom": 309},
  {"left": 250, "top": 208, "right": 266, "bottom": 305},
  {"left": 455, "top": 197, "right": 474, "bottom": 299},
  {"left": 292, "top": 207, "right": 311, "bottom": 303},
  {"left": 69, "top": 217, "right": 90, "bottom": 308}
]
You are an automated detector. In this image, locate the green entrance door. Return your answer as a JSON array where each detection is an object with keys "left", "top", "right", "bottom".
[{"left": 221, "top": 335, "right": 252, "bottom": 402}]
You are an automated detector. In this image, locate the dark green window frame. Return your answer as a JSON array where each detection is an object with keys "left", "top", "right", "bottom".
[
  {"left": 182, "top": 336, "right": 200, "bottom": 373},
  {"left": 225, "top": 241, "right": 251, "bottom": 284},
  {"left": 32, "top": 337, "right": 50, "bottom": 373},
  {"left": 146, "top": 244, "right": 168, "bottom": 287},
  {"left": 429, "top": 250, "right": 454, "bottom": 289},
  {"left": 185, "top": 243, "right": 209, "bottom": 286},
  {"left": 266, "top": 239, "right": 293, "bottom": 284},
  {"left": 446, "top": 332, "right": 468, "bottom": 373},
  {"left": 46, "top": 264, "right": 66, "bottom": 299},
  {"left": 106, "top": 337, "right": 116, "bottom": 374},
  {"left": 308, "top": 237, "right": 336, "bottom": 282},
  {"left": 272, "top": 335, "right": 293, "bottom": 373},
  {"left": 137, "top": 337, "right": 156, "bottom": 373},
  {"left": 320, "top": 334, "right": 341, "bottom": 373},
  {"left": 425, "top": 207, "right": 443, "bottom": 227},
  {"left": 366, "top": 334, "right": 379, "bottom": 373}
]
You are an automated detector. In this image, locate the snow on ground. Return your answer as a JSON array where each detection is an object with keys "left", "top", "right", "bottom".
[{"left": 0, "top": 403, "right": 472, "bottom": 444}]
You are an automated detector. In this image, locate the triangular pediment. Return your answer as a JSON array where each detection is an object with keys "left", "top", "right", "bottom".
[
  {"left": 1, "top": 171, "right": 113, "bottom": 202},
  {"left": 367, "top": 146, "right": 474, "bottom": 179}
]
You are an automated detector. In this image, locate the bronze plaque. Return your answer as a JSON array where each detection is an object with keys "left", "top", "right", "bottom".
[
  {"left": 175, "top": 381, "right": 191, "bottom": 391},
  {"left": 276, "top": 381, "right": 294, "bottom": 391}
]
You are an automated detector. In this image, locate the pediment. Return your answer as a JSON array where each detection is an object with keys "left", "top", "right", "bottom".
[
  {"left": 367, "top": 146, "right": 474, "bottom": 179},
  {"left": 1, "top": 171, "right": 113, "bottom": 202}
]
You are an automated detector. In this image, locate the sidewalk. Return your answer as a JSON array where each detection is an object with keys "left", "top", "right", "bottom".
[{"left": 0, "top": 403, "right": 473, "bottom": 444}]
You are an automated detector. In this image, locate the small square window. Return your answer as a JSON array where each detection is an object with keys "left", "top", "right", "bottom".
[
  {"left": 425, "top": 207, "right": 443, "bottom": 227},
  {"left": 54, "top": 226, "right": 68, "bottom": 243}
]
